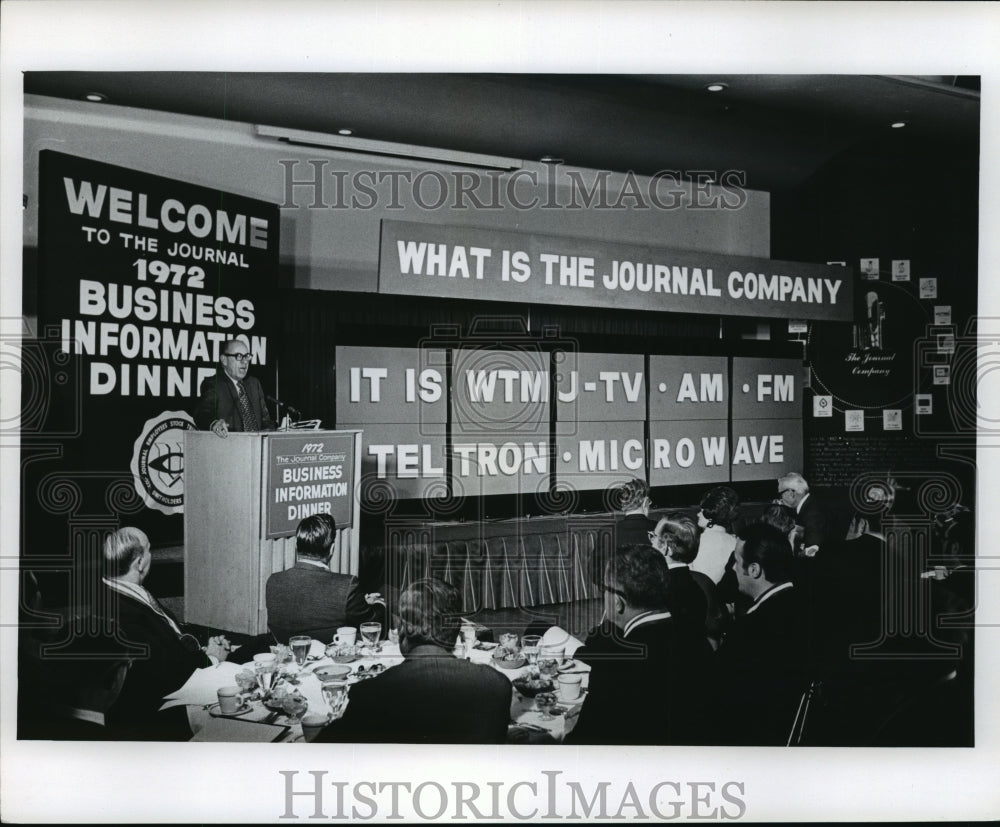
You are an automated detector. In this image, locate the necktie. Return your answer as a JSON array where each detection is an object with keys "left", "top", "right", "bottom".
[{"left": 237, "top": 380, "right": 259, "bottom": 431}]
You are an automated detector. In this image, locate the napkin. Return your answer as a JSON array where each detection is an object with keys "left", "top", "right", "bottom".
[
  {"left": 310, "top": 639, "right": 326, "bottom": 658},
  {"left": 189, "top": 716, "right": 289, "bottom": 742},
  {"left": 159, "top": 661, "right": 244, "bottom": 710}
]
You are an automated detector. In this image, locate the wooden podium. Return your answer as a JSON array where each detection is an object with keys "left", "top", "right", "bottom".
[{"left": 183, "top": 429, "right": 362, "bottom": 635}]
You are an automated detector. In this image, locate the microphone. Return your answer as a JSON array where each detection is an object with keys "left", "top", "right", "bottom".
[{"left": 266, "top": 395, "right": 301, "bottom": 418}]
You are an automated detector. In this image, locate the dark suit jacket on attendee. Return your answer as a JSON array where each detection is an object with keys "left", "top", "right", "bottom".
[
  {"left": 665, "top": 564, "right": 710, "bottom": 645},
  {"left": 713, "top": 583, "right": 810, "bottom": 745},
  {"left": 265, "top": 562, "right": 379, "bottom": 644},
  {"left": 192, "top": 370, "right": 276, "bottom": 431},
  {"left": 614, "top": 513, "right": 657, "bottom": 547},
  {"left": 99, "top": 585, "right": 210, "bottom": 740},
  {"left": 316, "top": 644, "right": 513, "bottom": 743},
  {"left": 796, "top": 493, "right": 830, "bottom": 552},
  {"left": 567, "top": 613, "right": 713, "bottom": 745}
]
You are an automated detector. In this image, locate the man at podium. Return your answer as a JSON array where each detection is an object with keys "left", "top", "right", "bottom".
[{"left": 193, "top": 336, "right": 276, "bottom": 437}]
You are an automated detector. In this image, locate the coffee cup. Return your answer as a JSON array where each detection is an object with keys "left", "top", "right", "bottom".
[
  {"left": 217, "top": 685, "right": 241, "bottom": 714},
  {"left": 300, "top": 712, "right": 331, "bottom": 742},
  {"left": 333, "top": 627, "right": 357, "bottom": 646},
  {"left": 557, "top": 673, "right": 583, "bottom": 702}
]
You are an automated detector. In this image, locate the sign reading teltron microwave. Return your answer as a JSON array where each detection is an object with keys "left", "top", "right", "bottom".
[{"left": 379, "top": 220, "right": 853, "bottom": 321}]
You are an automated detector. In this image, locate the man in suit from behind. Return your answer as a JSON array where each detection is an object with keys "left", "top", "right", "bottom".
[
  {"left": 614, "top": 477, "right": 657, "bottom": 547},
  {"left": 193, "top": 335, "right": 276, "bottom": 436},
  {"left": 713, "top": 522, "right": 811, "bottom": 745},
  {"left": 567, "top": 544, "right": 712, "bottom": 745},
  {"left": 777, "top": 471, "right": 829, "bottom": 556},
  {"left": 316, "top": 577, "right": 512, "bottom": 744},
  {"left": 99, "top": 527, "right": 232, "bottom": 739},
  {"left": 265, "top": 513, "right": 382, "bottom": 645}
]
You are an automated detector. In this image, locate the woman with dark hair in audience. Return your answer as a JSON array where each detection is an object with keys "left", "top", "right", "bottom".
[{"left": 690, "top": 486, "right": 740, "bottom": 584}]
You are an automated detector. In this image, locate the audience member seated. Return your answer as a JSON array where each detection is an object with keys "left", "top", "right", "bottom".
[
  {"left": 777, "top": 472, "right": 830, "bottom": 556},
  {"left": 690, "top": 486, "right": 740, "bottom": 584},
  {"left": 265, "top": 513, "right": 384, "bottom": 645},
  {"left": 98, "top": 527, "right": 232, "bottom": 740},
  {"left": 613, "top": 477, "right": 657, "bottom": 547},
  {"left": 316, "top": 578, "right": 512, "bottom": 744},
  {"left": 713, "top": 522, "right": 811, "bottom": 745},
  {"left": 565, "top": 544, "right": 712, "bottom": 745},
  {"left": 652, "top": 512, "right": 726, "bottom": 649}
]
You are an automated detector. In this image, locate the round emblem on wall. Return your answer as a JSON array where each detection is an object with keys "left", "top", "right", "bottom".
[{"left": 130, "top": 410, "right": 195, "bottom": 515}]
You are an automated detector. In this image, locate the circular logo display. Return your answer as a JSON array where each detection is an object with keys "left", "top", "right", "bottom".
[
  {"left": 807, "top": 282, "right": 928, "bottom": 410},
  {"left": 130, "top": 410, "right": 195, "bottom": 515}
]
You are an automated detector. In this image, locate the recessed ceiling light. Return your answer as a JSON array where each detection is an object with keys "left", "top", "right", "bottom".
[
  {"left": 337, "top": 128, "right": 353, "bottom": 136},
  {"left": 706, "top": 83, "right": 727, "bottom": 93},
  {"left": 891, "top": 121, "right": 907, "bottom": 129},
  {"left": 540, "top": 156, "right": 564, "bottom": 164},
  {"left": 84, "top": 93, "right": 107, "bottom": 103}
]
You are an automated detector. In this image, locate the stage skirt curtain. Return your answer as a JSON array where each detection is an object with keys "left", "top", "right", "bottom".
[{"left": 379, "top": 527, "right": 612, "bottom": 613}]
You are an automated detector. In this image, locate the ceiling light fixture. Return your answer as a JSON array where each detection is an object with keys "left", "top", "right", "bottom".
[
  {"left": 337, "top": 128, "right": 353, "bottom": 136},
  {"left": 84, "top": 93, "right": 107, "bottom": 102},
  {"left": 891, "top": 121, "right": 907, "bottom": 129},
  {"left": 540, "top": 156, "right": 564, "bottom": 164},
  {"left": 706, "top": 83, "right": 727, "bottom": 93}
]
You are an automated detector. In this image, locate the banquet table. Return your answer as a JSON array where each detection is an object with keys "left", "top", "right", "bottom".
[{"left": 176, "top": 633, "right": 589, "bottom": 743}]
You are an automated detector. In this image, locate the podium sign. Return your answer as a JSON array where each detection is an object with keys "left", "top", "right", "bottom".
[{"left": 265, "top": 431, "right": 356, "bottom": 538}]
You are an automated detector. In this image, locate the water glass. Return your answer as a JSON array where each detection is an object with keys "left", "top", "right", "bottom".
[
  {"left": 321, "top": 681, "right": 350, "bottom": 720},
  {"left": 535, "top": 691, "right": 557, "bottom": 721},
  {"left": 289, "top": 635, "right": 312, "bottom": 667},
  {"left": 521, "top": 634, "right": 542, "bottom": 668},
  {"left": 255, "top": 662, "right": 277, "bottom": 697},
  {"left": 360, "top": 622, "right": 381, "bottom": 653},
  {"left": 538, "top": 644, "right": 565, "bottom": 678},
  {"left": 281, "top": 693, "right": 308, "bottom": 725}
]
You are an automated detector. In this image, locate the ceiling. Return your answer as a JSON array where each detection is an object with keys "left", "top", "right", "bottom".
[{"left": 23, "top": 72, "right": 980, "bottom": 192}]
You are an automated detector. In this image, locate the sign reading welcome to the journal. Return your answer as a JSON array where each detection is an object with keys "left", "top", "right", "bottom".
[
  {"left": 379, "top": 220, "right": 853, "bottom": 321},
  {"left": 265, "top": 432, "right": 357, "bottom": 538},
  {"left": 337, "top": 346, "right": 802, "bottom": 497},
  {"left": 36, "top": 151, "right": 279, "bottom": 545}
]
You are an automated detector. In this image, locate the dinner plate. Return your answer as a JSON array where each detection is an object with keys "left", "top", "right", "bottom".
[
  {"left": 491, "top": 652, "right": 527, "bottom": 670},
  {"left": 207, "top": 701, "right": 253, "bottom": 718},
  {"left": 557, "top": 659, "right": 579, "bottom": 673}
]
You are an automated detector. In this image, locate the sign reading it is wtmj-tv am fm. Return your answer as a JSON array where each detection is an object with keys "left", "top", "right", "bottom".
[
  {"left": 378, "top": 219, "right": 853, "bottom": 321},
  {"left": 35, "top": 151, "right": 278, "bottom": 545},
  {"left": 337, "top": 346, "right": 802, "bottom": 498}
]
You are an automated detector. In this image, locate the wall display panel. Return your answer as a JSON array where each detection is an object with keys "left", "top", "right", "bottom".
[
  {"left": 450, "top": 431, "right": 552, "bottom": 498},
  {"left": 648, "top": 355, "right": 728, "bottom": 421},
  {"left": 335, "top": 345, "right": 447, "bottom": 430},
  {"left": 731, "top": 356, "right": 802, "bottom": 419},
  {"left": 554, "top": 351, "right": 645, "bottom": 423},
  {"left": 729, "top": 418, "right": 803, "bottom": 482},
  {"left": 339, "top": 422, "right": 448, "bottom": 500},
  {"left": 648, "top": 419, "right": 730, "bottom": 487},
  {"left": 555, "top": 420, "right": 646, "bottom": 493},
  {"left": 451, "top": 348, "right": 550, "bottom": 437}
]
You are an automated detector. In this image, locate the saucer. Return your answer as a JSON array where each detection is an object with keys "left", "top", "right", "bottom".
[{"left": 208, "top": 701, "right": 253, "bottom": 718}]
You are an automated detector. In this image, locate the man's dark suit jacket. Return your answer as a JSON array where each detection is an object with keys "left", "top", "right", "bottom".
[
  {"left": 796, "top": 493, "right": 830, "bottom": 552},
  {"left": 99, "top": 585, "right": 210, "bottom": 740},
  {"left": 316, "top": 644, "right": 513, "bottom": 743},
  {"left": 614, "top": 513, "right": 657, "bottom": 548},
  {"left": 713, "top": 584, "right": 811, "bottom": 745},
  {"left": 567, "top": 614, "right": 713, "bottom": 745},
  {"left": 192, "top": 370, "right": 276, "bottom": 431},
  {"left": 265, "top": 562, "right": 379, "bottom": 644}
]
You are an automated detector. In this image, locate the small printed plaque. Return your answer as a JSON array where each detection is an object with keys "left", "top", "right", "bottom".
[
  {"left": 883, "top": 409, "right": 902, "bottom": 431},
  {"left": 915, "top": 394, "right": 933, "bottom": 415},
  {"left": 933, "top": 364, "right": 951, "bottom": 385},
  {"left": 891, "top": 259, "right": 910, "bottom": 281},
  {"left": 788, "top": 319, "right": 808, "bottom": 334},
  {"left": 934, "top": 305, "right": 952, "bottom": 325},
  {"left": 937, "top": 333, "right": 956, "bottom": 354},
  {"left": 919, "top": 278, "right": 938, "bottom": 299},
  {"left": 845, "top": 409, "right": 865, "bottom": 431},
  {"left": 860, "top": 258, "right": 880, "bottom": 279},
  {"left": 813, "top": 395, "right": 833, "bottom": 417}
]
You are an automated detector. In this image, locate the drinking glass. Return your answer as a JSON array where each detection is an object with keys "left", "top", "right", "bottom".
[
  {"left": 255, "top": 663, "right": 277, "bottom": 697},
  {"left": 521, "top": 634, "right": 542, "bottom": 668},
  {"left": 289, "top": 636, "right": 312, "bottom": 667},
  {"left": 321, "top": 681, "right": 350, "bottom": 720},
  {"left": 535, "top": 692, "right": 557, "bottom": 721},
  {"left": 538, "top": 644, "right": 565, "bottom": 679},
  {"left": 499, "top": 632, "right": 520, "bottom": 655},
  {"left": 360, "top": 622, "right": 381, "bottom": 653}
]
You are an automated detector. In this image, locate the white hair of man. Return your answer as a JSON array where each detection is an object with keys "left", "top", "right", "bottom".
[{"left": 777, "top": 472, "right": 809, "bottom": 495}]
